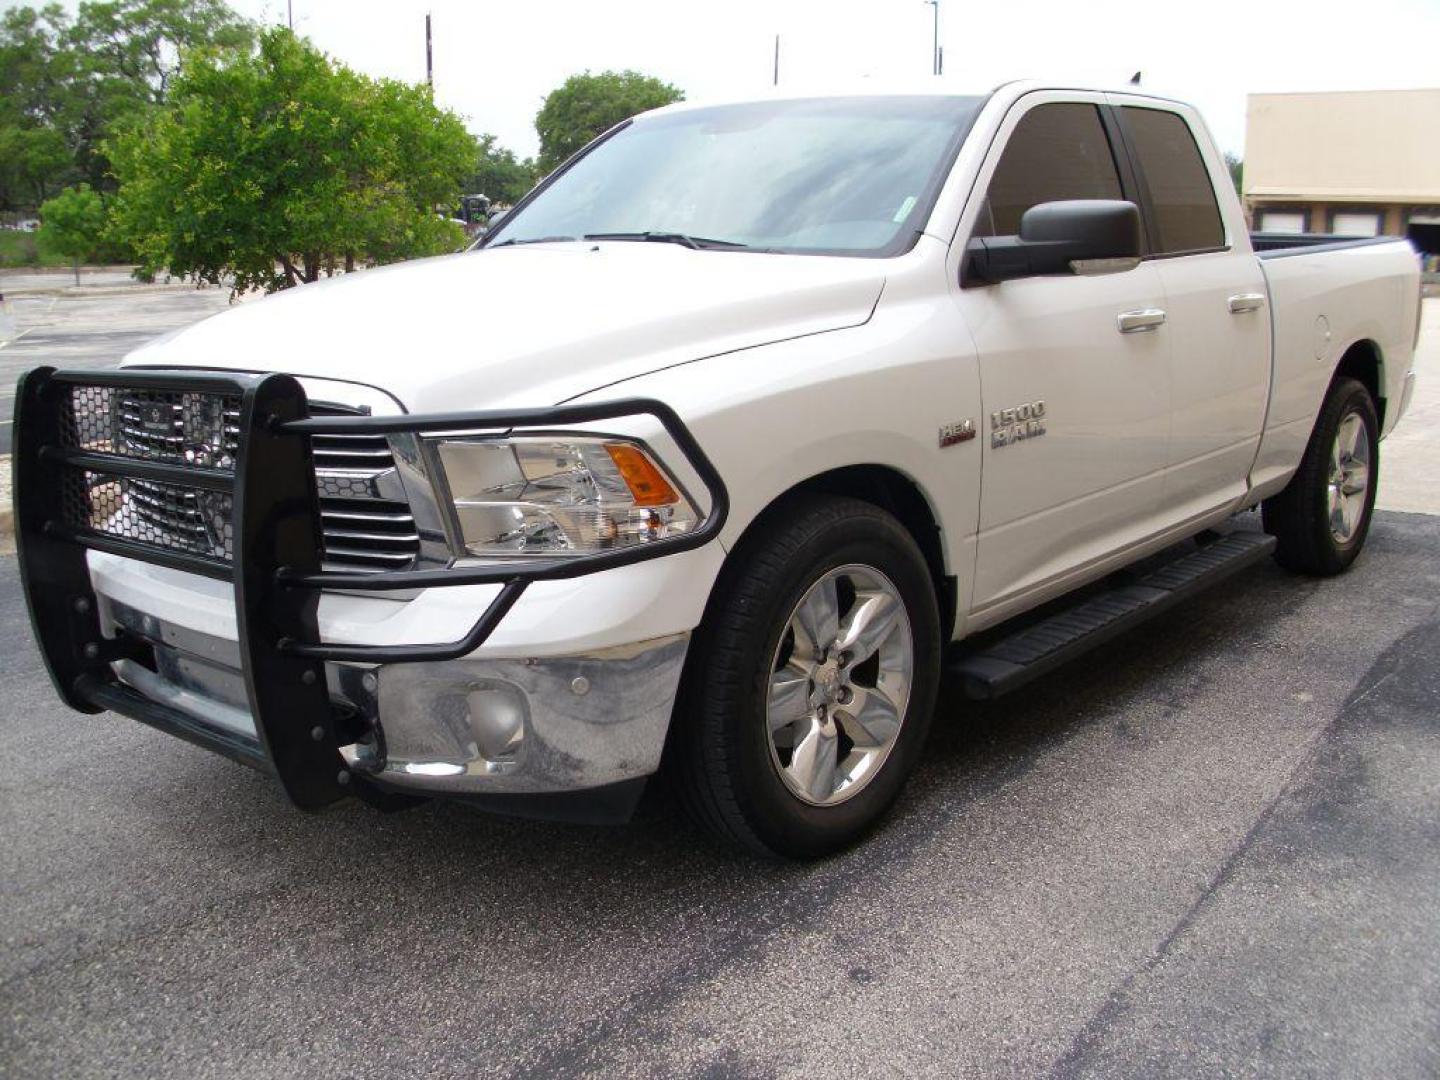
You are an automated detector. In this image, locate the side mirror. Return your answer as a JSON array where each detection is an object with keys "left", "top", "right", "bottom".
[{"left": 966, "top": 199, "right": 1142, "bottom": 284}]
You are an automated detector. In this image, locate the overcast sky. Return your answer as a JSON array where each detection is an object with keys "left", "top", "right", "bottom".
[{"left": 48, "top": 0, "right": 1440, "bottom": 159}]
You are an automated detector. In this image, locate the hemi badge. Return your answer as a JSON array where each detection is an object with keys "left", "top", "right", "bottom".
[{"left": 939, "top": 419, "right": 976, "bottom": 448}]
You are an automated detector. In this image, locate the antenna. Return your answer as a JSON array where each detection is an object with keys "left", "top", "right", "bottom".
[
  {"left": 1129, "top": 71, "right": 1142, "bottom": 85},
  {"left": 773, "top": 34, "right": 780, "bottom": 86}
]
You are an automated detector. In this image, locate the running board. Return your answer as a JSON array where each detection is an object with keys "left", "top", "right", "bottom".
[{"left": 951, "top": 532, "right": 1278, "bottom": 700}]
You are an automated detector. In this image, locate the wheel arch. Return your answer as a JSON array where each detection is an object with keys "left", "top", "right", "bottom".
[
  {"left": 1333, "top": 338, "right": 1385, "bottom": 427},
  {"left": 716, "top": 464, "right": 957, "bottom": 640}
]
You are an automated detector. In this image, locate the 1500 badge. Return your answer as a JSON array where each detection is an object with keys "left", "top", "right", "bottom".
[{"left": 991, "top": 401, "right": 1046, "bottom": 447}]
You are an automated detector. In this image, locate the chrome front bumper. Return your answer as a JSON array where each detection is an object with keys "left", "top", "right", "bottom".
[{"left": 100, "top": 595, "right": 689, "bottom": 800}]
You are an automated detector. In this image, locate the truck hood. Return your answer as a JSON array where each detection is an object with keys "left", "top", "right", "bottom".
[{"left": 124, "top": 243, "right": 886, "bottom": 411}]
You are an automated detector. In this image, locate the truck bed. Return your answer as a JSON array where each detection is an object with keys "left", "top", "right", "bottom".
[
  {"left": 1251, "top": 231, "right": 1411, "bottom": 258},
  {"left": 1246, "top": 234, "right": 1420, "bottom": 500}
]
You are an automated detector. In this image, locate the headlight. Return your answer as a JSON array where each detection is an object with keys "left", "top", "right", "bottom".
[{"left": 433, "top": 436, "right": 699, "bottom": 558}]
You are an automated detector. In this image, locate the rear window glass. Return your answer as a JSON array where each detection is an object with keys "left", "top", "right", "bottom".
[{"left": 1122, "top": 107, "right": 1225, "bottom": 254}]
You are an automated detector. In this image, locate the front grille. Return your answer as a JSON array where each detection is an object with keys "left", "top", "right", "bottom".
[
  {"left": 58, "top": 384, "right": 420, "bottom": 573},
  {"left": 307, "top": 403, "right": 420, "bottom": 571}
]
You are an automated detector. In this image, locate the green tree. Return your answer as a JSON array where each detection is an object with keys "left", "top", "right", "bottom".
[
  {"left": 37, "top": 183, "right": 108, "bottom": 283},
  {"left": 0, "top": 4, "right": 77, "bottom": 207},
  {"left": 0, "top": 124, "right": 73, "bottom": 208},
  {"left": 0, "top": 0, "right": 254, "bottom": 208},
  {"left": 469, "top": 134, "right": 536, "bottom": 207},
  {"left": 73, "top": 0, "right": 255, "bottom": 106},
  {"left": 1224, "top": 152, "right": 1244, "bottom": 196},
  {"left": 107, "top": 28, "right": 476, "bottom": 294},
  {"left": 534, "top": 70, "right": 683, "bottom": 173}
]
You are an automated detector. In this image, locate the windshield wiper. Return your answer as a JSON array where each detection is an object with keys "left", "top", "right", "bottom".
[
  {"left": 583, "top": 231, "right": 751, "bottom": 251},
  {"left": 487, "top": 235, "right": 576, "bottom": 248}
]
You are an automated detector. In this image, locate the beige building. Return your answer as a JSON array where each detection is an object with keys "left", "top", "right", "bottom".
[{"left": 1243, "top": 88, "right": 1440, "bottom": 257}]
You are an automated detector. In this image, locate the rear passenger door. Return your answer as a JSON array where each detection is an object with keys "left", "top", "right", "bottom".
[{"left": 1110, "top": 100, "right": 1271, "bottom": 522}]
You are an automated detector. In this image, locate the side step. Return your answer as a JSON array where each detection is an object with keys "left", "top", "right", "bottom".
[{"left": 951, "top": 531, "right": 1278, "bottom": 700}]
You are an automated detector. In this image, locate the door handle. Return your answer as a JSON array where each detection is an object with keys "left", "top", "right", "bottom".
[
  {"left": 1228, "top": 292, "right": 1267, "bottom": 314},
  {"left": 1118, "top": 308, "right": 1166, "bottom": 334}
]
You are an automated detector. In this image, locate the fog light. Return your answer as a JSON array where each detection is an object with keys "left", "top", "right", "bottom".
[{"left": 467, "top": 686, "right": 525, "bottom": 766}]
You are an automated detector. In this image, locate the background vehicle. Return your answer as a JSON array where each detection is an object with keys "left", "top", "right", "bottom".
[{"left": 14, "top": 82, "right": 1421, "bottom": 858}]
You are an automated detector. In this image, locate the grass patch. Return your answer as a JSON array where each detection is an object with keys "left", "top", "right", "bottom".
[{"left": 0, "top": 230, "right": 71, "bottom": 268}]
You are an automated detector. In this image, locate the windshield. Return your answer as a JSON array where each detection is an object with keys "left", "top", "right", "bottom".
[{"left": 485, "top": 95, "right": 985, "bottom": 257}]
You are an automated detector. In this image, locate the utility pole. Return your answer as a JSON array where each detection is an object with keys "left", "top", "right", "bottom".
[
  {"left": 286, "top": 0, "right": 293, "bottom": 30},
  {"left": 773, "top": 34, "right": 780, "bottom": 86},
  {"left": 425, "top": 12, "right": 433, "bottom": 89},
  {"left": 924, "top": 0, "right": 939, "bottom": 76}
]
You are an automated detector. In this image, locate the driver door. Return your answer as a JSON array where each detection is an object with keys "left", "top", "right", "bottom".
[{"left": 953, "top": 94, "right": 1173, "bottom": 624}]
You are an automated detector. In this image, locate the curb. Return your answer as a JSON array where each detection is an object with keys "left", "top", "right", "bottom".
[
  {"left": 2, "top": 282, "right": 221, "bottom": 299},
  {"left": 0, "top": 265, "right": 137, "bottom": 278}
]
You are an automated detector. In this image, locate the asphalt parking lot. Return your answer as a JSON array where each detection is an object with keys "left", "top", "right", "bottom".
[
  {"left": 0, "top": 275, "right": 237, "bottom": 455},
  {"left": 2, "top": 512, "right": 1438, "bottom": 1078}
]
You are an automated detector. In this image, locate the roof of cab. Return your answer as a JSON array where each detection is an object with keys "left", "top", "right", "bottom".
[{"left": 636, "top": 78, "right": 1193, "bottom": 122}]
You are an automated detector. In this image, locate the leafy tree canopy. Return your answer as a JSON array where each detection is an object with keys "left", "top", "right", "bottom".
[
  {"left": 107, "top": 28, "right": 476, "bottom": 293},
  {"left": 0, "top": 0, "right": 253, "bottom": 209},
  {"left": 469, "top": 134, "right": 536, "bottom": 208},
  {"left": 37, "top": 183, "right": 109, "bottom": 281},
  {"left": 534, "top": 69, "right": 683, "bottom": 174},
  {"left": 76, "top": 0, "right": 255, "bottom": 104},
  {"left": 1224, "top": 152, "right": 1244, "bottom": 195}
]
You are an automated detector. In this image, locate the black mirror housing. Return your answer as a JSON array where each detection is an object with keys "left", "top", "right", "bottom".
[{"left": 966, "top": 199, "right": 1142, "bottom": 284}]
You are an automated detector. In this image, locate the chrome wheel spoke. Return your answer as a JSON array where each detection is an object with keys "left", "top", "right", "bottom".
[
  {"left": 836, "top": 685, "right": 901, "bottom": 750},
  {"left": 1339, "top": 414, "right": 1363, "bottom": 461},
  {"left": 1330, "top": 491, "right": 1348, "bottom": 538},
  {"left": 1341, "top": 462, "right": 1369, "bottom": 496},
  {"left": 835, "top": 590, "right": 900, "bottom": 664},
  {"left": 792, "top": 575, "right": 840, "bottom": 662},
  {"left": 787, "top": 716, "right": 839, "bottom": 802},
  {"left": 767, "top": 663, "right": 812, "bottom": 734}
]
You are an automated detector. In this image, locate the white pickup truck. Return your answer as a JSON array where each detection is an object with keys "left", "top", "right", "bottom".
[{"left": 14, "top": 82, "right": 1422, "bottom": 858}]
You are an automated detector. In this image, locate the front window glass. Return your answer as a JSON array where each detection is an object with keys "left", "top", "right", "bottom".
[
  {"left": 975, "top": 102, "right": 1123, "bottom": 237},
  {"left": 486, "top": 96, "right": 984, "bottom": 256}
]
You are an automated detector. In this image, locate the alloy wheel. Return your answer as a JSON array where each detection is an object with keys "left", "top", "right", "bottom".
[{"left": 765, "top": 563, "right": 914, "bottom": 806}]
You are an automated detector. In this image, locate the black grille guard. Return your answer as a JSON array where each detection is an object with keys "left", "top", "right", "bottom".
[{"left": 13, "top": 367, "right": 729, "bottom": 808}]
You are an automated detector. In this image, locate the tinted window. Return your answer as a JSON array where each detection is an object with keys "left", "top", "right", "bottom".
[
  {"left": 486, "top": 96, "right": 984, "bottom": 257},
  {"left": 1122, "top": 107, "right": 1225, "bottom": 253},
  {"left": 977, "top": 103, "right": 1122, "bottom": 236}
]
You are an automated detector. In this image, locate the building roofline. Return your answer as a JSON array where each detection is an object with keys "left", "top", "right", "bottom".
[{"left": 1247, "top": 87, "right": 1440, "bottom": 100}]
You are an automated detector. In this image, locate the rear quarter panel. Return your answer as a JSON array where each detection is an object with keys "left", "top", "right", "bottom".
[{"left": 1250, "top": 241, "right": 1420, "bottom": 497}]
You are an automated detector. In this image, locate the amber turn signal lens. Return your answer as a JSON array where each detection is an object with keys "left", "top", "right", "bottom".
[{"left": 603, "top": 442, "right": 679, "bottom": 507}]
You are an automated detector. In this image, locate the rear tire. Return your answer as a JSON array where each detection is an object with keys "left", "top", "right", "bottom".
[
  {"left": 669, "top": 494, "right": 941, "bottom": 859},
  {"left": 1262, "top": 376, "right": 1379, "bottom": 576}
]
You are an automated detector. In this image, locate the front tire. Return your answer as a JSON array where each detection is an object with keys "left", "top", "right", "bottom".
[
  {"left": 670, "top": 494, "right": 941, "bottom": 859},
  {"left": 1263, "top": 376, "right": 1379, "bottom": 576}
]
